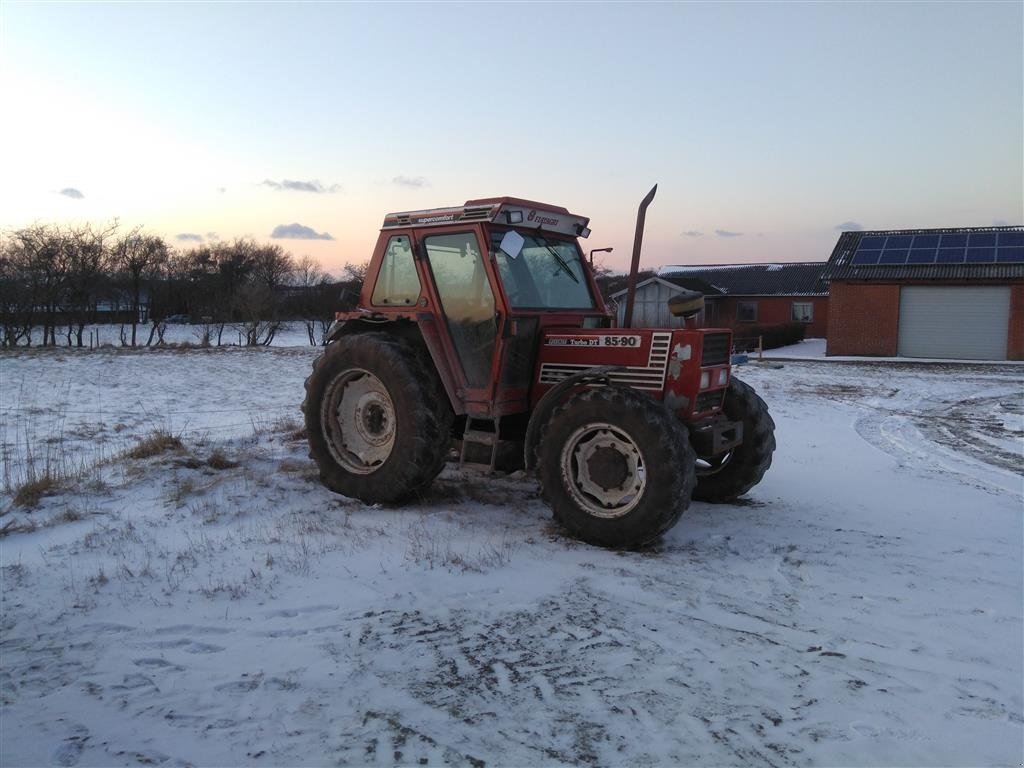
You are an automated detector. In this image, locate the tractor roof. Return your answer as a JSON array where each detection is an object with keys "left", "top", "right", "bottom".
[{"left": 382, "top": 197, "right": 590, "bottom": 239}]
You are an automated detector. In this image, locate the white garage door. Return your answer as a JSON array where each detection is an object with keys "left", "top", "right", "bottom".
[{"left": 898, "top": 286, "right": 1010, "bottom": 360}]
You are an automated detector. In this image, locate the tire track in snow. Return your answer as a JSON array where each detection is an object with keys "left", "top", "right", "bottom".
[{"left": 854, "top": 391, "right": 1022, "bottom": 496}]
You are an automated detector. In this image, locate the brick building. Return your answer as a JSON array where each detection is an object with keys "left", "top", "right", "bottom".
[
  {"left": 611, "top": 263, "right": 829, "bottom": 338},
  {"left": 824, "top": 226, "right": 1024, "bottom": 360}
]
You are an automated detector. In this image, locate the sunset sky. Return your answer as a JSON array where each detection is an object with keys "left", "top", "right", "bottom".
[{"left": 1, "top": 2, "right": 1020, "bottom": 274}]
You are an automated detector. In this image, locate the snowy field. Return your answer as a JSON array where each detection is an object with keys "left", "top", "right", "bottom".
[{"left": 1, "top": 346, "right": 1022, "bottom": 766}]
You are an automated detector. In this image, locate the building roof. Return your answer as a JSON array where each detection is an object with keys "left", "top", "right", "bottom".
[
  {"left": 824, "top": 226, "right": 1024, "bottom": 282},
  {"left": 655, "top": 262, "right": 829, "bottom": 297}
]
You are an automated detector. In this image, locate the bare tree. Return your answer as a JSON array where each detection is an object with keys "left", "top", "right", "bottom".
[
  {"left": 4, "top": 224, "right": 69, "bottom": 346},
  {"left": 64, "top": 222, "right": 117, "bottom": 347},
  {"left": 336, "top": 260, "right": 368, "bottom": 312},
  {"left": 113, "top": 229, "right": 168, "bottom": 346},
  {"left": 250, "top": 243, "right": 294, "bottom": 292},
  {"left": 178, "top": 244, "right": 224, "bottom": 344},
  {"left": 293, "top": 254, "right": 330, "bottom": 344},
  {"left": 233, "top": 241, "right": 293, "bottom": 346},
  {"left": 0, "top": 232, "right": 30, "bottom": 346}
]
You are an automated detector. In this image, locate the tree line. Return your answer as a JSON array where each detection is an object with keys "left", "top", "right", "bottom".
[{"left": 0, "top": 222, "right": 364, "bottom": 348}]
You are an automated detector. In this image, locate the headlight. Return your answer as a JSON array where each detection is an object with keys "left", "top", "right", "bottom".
[
  {"left": 700, "top": 371, "right": 710, "bottom": 390},
  {"left": 716, "top": 368, "right": 729, "bottom": 387}
]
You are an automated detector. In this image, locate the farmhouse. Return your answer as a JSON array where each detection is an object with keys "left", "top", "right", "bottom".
[
  {"left": 824, "top": 226, "right": 1024, "bottom": 360},
  {"left": 611, "top": 263, "right": 829, "bottom": 338}
]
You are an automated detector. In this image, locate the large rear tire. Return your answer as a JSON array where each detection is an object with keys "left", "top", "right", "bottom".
[
  {"left": 538, "top": 387, "right": 696, "bottom": 549},
  {"left": 692, "top": 377, "right": 775, "bottom": 503},
  {"left": 302, "top": 332, "right": 453, "bottom": 503}
]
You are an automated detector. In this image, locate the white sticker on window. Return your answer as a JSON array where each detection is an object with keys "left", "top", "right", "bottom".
[{"left": 498, "top": 230, "right": 525, "bottom": 260}]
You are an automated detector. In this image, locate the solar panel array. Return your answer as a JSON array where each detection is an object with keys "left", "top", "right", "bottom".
[{"left": 850, "top": 230, "right": 1024, "bottom": 266}]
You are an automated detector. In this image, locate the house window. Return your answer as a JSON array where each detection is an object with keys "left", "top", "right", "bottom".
[
  {"left": 702, "top": 300, "right": 720, "bottom": 325},
  {"left": 791, "top": 302, "right": 813, "bottom": 323},
  {"left": 737, "top": 301, "right": 758, "bottom": 323}
]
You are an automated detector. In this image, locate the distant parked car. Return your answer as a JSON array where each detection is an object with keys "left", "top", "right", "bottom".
[{"left": 164, "top": 314, "right": 190, "bottom": 324}]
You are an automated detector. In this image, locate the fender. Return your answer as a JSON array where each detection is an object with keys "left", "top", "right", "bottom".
[
  {"left": 523, "top": 365, "right": 624, "bottom": 470},
  {"left": 323, "top": 315, "right": 465, "bottom": 416}
]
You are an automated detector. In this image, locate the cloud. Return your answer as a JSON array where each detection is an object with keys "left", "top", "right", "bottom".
[
  {"left": 262, "top": 179, "right": 341, "bottom": 193},
  {"left": 681, "top": 230, "right": 704, "bottom": 238},
  {"left": 270, "top": 223, "right": 334, "bottom": 241},
  {"left": 834, "top": 220, "right": 863, "bottom": 231},
  {"left": 714, "top": 229, "right": 743, "bottom": 238},
  {"left": 176, "top": 233, "right": 204, "bottom": 242},
  {"left": 393, "top": 175, "right": 429, "bottom": 189},
  {"left": 59, "top": 187, "right": 84, "bottom": 199}
]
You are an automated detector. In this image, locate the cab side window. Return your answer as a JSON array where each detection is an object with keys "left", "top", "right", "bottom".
[
  {"left": 423, "top": 232, "right": 496, "bottom": 389},
  {"left": 371, "top": 235, "right": 421, "bottom": 306}
]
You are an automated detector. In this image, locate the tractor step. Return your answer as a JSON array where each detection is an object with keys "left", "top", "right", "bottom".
[
  {"left": 459, "top": 417, "right": 500, "bottom": 471},
  {"left": 462, "top": 429, "right": 498, "bottom": 446}
]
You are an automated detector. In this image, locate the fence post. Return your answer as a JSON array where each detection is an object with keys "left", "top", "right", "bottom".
[{"left": 758, "top": 335, "right": 763, "bottom": 360}]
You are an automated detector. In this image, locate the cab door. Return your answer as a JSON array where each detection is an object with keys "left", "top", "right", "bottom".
[{"left": 418, "top": 228, "right": 501, "bottom": 409}]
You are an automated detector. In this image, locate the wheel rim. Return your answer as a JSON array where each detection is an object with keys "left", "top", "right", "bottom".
[
  {"left": 320, "top": 368, "right": 396, "bottom": 475},
  {"left": 560, "top": 422, "right": 647, "bottom": 519}
]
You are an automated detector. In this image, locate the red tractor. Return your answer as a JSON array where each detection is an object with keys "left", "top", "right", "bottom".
[{"left": 303, "top": 187, "right": 775, "bottom": 548}]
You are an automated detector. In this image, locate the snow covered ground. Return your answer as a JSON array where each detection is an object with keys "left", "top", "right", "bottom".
[
  {"left": 1, "top": 348, "right": 1021, "bottom": 766},
  {"left": 762, "top": 339, "right": 829, "bottom": 359},
  {"left": 764, "top": 338, "right": 1024, "bottom": 366}
]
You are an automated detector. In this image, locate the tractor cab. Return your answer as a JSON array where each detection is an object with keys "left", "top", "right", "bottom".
[{"left": 346, "top": 198, "right": 608, "bottom": 416}]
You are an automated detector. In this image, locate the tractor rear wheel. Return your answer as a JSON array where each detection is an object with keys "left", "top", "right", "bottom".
[
  {"left": 302, "top": 332, "right": 453, "bottom": 503},
  {"left": 538, "top": 387, "right": 696, "bottom": 548},
  {"left": 692, "top": 377, "right": 775, "bottom": 503}
]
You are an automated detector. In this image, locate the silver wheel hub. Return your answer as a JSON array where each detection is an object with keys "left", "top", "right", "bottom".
[
  {"left": 561, "top": 423, "right": 646, "bottom": 518},
  {"left": 321, "top": 369, "right": 395, "bottom": 474},
  {"left": 696, "top": 451, "right": 733, "bottom": 476}
]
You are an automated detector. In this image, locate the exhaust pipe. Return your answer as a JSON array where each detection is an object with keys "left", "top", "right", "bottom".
[{"left": 621, "top": 184, "right": 657, "bottom": 328}]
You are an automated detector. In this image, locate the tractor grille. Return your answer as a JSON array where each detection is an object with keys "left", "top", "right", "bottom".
[
  {"left": 694, "top": 390, "right": 724, "bottom": 413},
  {"left": 701, "top": 332, "right": 731, "bottom": 366}
]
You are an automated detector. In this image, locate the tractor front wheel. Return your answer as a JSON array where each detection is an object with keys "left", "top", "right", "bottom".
[
  {"left": 692, "top": 377, "right": 775, "bottom": 503},
  {"left": 302, "top": 332, "right": 453, "bottom": 503},
  {"left": 538, "top": 387, "right": 696, "bottom": 549}
]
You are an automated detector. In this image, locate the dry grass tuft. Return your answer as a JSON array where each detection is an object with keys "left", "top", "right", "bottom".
[
  {"left": 165, "top": 475, "right": 197, "bottom": 506},
  {"left": 278, "top": 458, "right": 307, "bottom": 473},
  {"left": 273, "top": 417, "right": 302, "bottom": 434},
  {"left": 207, "top": 450, "right": 239, "bottom": 470},
  {"left": 0, "top": 518, "right": 38, "bottom": 537},
  {"left": 129, "top": 431, "right": 184, "bottom": 459},
  {"left": 54, "top": 506, "right": 84, "bottom": 525},
  {"left": 11, "top": 474, "right": 60, "bottom": 508}
]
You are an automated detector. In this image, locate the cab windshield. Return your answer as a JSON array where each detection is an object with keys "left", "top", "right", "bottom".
[{"left": 490, "top": 229, "right": 596, "bottom": 310}]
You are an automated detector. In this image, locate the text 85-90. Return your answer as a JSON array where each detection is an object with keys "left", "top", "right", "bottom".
[{"left": 601, "top": 335, "right": 640, "bottom": 347}]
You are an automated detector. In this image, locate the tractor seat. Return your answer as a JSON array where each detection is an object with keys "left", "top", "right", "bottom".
[{"left": 667, "top": 289, "right": 705, "bottom": 318}]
